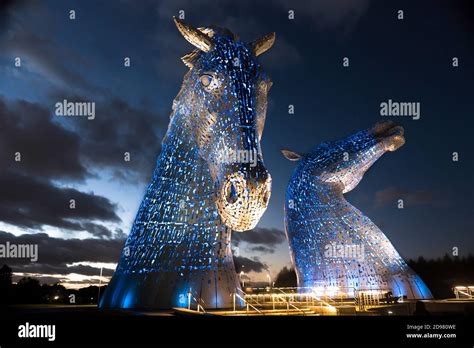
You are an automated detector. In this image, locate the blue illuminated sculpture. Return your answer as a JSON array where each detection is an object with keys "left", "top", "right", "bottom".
[
  {"left": 100, "top": 18, "right": 274, "bottom": 309},
  {"left": 282, "top": 121, "right": 433, "bottom": 299}
]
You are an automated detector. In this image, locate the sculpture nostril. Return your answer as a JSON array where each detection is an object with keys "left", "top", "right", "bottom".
[
  {"left": 225, "top": 182, "right": 239, "bottom": 204},
  {"left": 385, "top": 135, "right": 405, "bottom": 152},
  {"left": 262, "top": 176, "right": 272, "bottom": 206},
  {"left": 263, "top": 187, "right": 271, "bottom": 206},
  {"left": 387, "top": 125, "right": 404, "bottom": 137}
]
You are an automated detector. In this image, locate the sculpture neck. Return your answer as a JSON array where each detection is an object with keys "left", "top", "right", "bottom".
[
  {"left": 287, "top": 169, "right": 346, "bottom": 209},
  {"left": 149, "top": 112, "right": 228, "bottom": 235},
  {"left": 156, "top": 113, "right": 208, "bottom": 189}
]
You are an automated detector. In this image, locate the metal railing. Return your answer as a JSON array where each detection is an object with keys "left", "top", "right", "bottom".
[
  {"left": 187, "top": 289, "right": 206, "bottom": 313},
  {"left": 234, "top": 288, "right": 264, "bottom": 315},
  {"left": 354, "top": 289, "right": 391, "bottom": 311},
  {"left": 241, "top": 287, "right": 337, "bottom": 314},
  {"left": 270, "top": 289, "right": 307, "bottom": 315},
  {"left": 184, "top": 286, "right": 362, "bottom": 315},
  {"left": 453, "top": 286, "right": 474, "bottom": 299}
]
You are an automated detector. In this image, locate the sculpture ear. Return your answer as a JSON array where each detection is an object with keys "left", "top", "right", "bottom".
[{"left": 281, "top": 149, "right": 302, "bottom": 161}]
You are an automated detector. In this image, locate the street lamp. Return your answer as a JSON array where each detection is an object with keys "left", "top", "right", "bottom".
[
  {"left": 266, "top": 273, "right": 271, "bottom": 288},
  {"left": 240, "top": 271, "right": 245, "bottom": 288},
  {"left": 97, "top": 267, "right": 103, "bottom": 305}
]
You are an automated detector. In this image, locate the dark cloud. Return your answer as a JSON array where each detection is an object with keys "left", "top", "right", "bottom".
[
  {"left": 0, "top": 3, "right": 103, "bottom": 96},
  {"left": 0, "top": 96, "right": 158, "bottom": 237},
  {"left": 70, "top": 97, "right": 166, "bottom": 183},
  {"left": 0, "top": 170, "right": 120, "bottom": 233},
  {"left": 0, "top": 97, "right": 88, "bottom": 180},
  {"left": 249, "top": 245, "right": 276, "bottom": 254},
  {"left": 0, "top": 231, "right": 124, "bottom": 264},
  {"left": 79, "top": 222, "right": 114, "bottom": 239},
  {"left": 233, "top": 255, "right": 268, "bottom": 273},
  {"left": 39, "top": 89, "right": 167, "bottom": 184},
  {"left": 113, "top": 228, "right": 127, "bottom": 240},
  {"left": 233, "top": 227, "right": 286, "bottom": 247},
  {"left": 0, "top": 2, "right": 164, "bottom": 243},
  {"left": 0, "top": 231, "right": 124, "bottom": 279},
  {"left": 0, "top": 91, "right": 166, "bottom": 185}
]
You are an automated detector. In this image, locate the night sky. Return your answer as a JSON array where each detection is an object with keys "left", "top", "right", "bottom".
[{"left": 0, "top": 0, "right": 473, "bottom": 287}]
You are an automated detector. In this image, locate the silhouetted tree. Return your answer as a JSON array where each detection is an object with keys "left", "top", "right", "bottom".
[
  {"left": 274, "top": 267, "right": 297, "bottom": 287},
  {"left": 0, "top": 264, "right": 13, "bottom": 304},
  {"left": 15, "top": 277, "right": 42, "bottom": 304},
  {"left": 43, "top": 283, "right": 68, "bottom": 303},
  {"left": 408, "top": 254, "right": 474, "bottom": 298}
]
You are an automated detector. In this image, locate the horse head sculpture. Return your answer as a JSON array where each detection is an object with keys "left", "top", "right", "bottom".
[
  {"left": 282, "top": 121, "right": 432, "bottom": 299},
  {"left": 99, "top": 19, "right": 275, "bottom": 309},
  {"left": 171, "top": 18, "right": 273, "bottom": 231},
  {"left": 282, "top": 121, "right": 405, "bottom": 194}
]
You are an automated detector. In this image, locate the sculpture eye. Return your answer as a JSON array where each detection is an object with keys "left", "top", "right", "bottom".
[
  {"left": 259, "top": 80, "right": 273, "bottom": 92},
  {"left": 200, "top": 74, "right": 213, "bottom": 87},
  {"left": 200, "top": 73, "right": 222, "bottom": 93}
]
